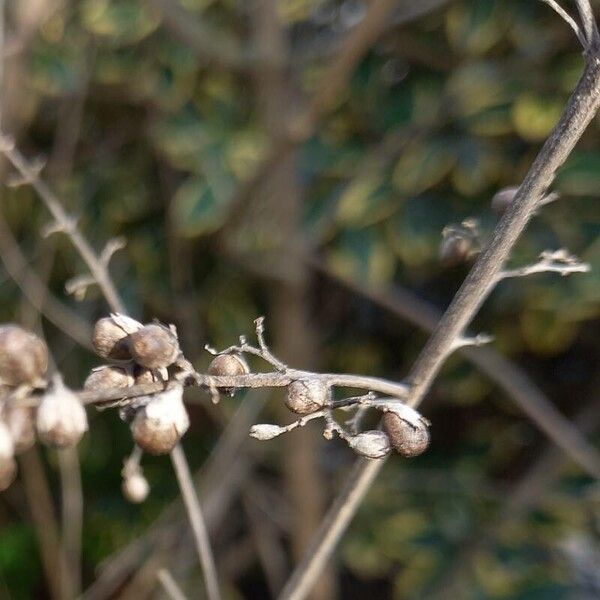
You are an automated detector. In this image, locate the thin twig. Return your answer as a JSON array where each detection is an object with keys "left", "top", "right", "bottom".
[
  {"left": 170, "top": 444, "right": 221, "bottom": 600},
  {"left": 406, "top": 53, "right": 600, "bottom": 406},
  {"left": 280, "top": 34, "right": 600, "bottom": 600},
  {"left": 312, "top": 258, "right": 600, "bottom": 478},
  {"left": 573, "top": 0, "right": 599, "bottom": 45},
  {"left": 278, "top": 459, "right": 382, "bottom": 600},
  {"left": 157, "top": 568, "right": 188, "bottom": 600},
  {"left": 18, "top": 447, "right": 64, "bottom": 600},
  {"left": 0, "top": 137, "right": 125, "bottom": 313},
  {"left": 57, "top": 446, "right": 83, "bottom": 599},
  {"left": 539, "top": 0, "right": 587, "bottom": 47},
  {"left": 0, "top": 209, "right": 93, "bottom": 349}
]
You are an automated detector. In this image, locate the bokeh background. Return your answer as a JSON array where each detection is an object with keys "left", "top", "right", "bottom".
[{"left": 0, "top": 0, "right": 599, "bottom": 598}]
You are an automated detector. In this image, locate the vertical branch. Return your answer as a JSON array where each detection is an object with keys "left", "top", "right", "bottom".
[
  {"left": 18, "top": 447, "right": 64, "bottom": 600},
  {"left": 169, "top": 444, "right": 221, "bottom": 600},
  {"left": 57, "top": 447, "right": 83, "bottom": 599}
]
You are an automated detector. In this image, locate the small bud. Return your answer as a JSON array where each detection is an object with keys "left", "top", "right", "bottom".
[
  {"left": 285, "top": 380, "right": 329, "bottom": 414},
  {"left": 84, "top": 365, "right": 133, "bottom": 392},
  {"left": 130, "top": 386, "right": 189, "bottom": 455},
  {"left": 439, "top": 235, "right": 473, "bottom": 267},
  {"left": 491, "top": 186, "right": 518, "bottom": 215},
  {"left": 122, "top": 471, "right": 150, "bottom": 503},
  {"left": 249, "top": 424, "right": 284, "bottom": 441},
  {"left": 347, "top": 430, "right": 391, "bottom": 459},
  {"left": 36, "top": 376, "right": 88, "bottom": 448},
  {"left": 382, "top": 411, "right": 430, "bottom": 457},
  {"left": 440, "top": 220, "right": 479, "bottom": 267},
  {"left": 4, "top": 405, "right": 36, "bottom": 454},
  {"left": 208, "top": 353, "right": 250, "bottom": 395},
  {"left": 0, "top": 421, "right": 17, "bottom": 491},
  {"left": 0, "top": 324, "right": 48, "bottom": 386},
  {"left": 128, "top": 324, "right": 179, "bottom": 369},
  {"left": 93, "top": 315, "right": 142, "bottom": 361}
]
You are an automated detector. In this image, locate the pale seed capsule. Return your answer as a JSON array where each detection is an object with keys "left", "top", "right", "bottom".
[
  {"left": 128, "top": 324, "right": 179, "bottom": 369},
  {"left": 5, "top": 405, "right": 36, "bottom": 454},
  {"left": 207, "top": 353, "right": 250, "bottom": 395},
  {"left": 491, "top": 186, "right": 518, "bottom": 215},
  {"left": 0, "top": 421, "right": 16, "bottom": 491},
  {"left": 285, "top": 379, "right": 329, "bottom": 414},
  {"left": 84, "top": 365, "right": 133, "bottom": 392},
  {"left": 249, "top": 424, "right": 284, "bottom": 441},
  {"left": 93, "top": 315, "right": 142, "bottom": 361},
  {"left": 0, "top": 324, "right": 48, "bottom": 386},
  {"left": 382, "top": 411, "right": 430, "bottom": 458},
  {"left": 36, "top": 376, "right": 88, "bottom": 448},
  {"left": 347, "top": 430, "right": 391, "bottom": 459},
  {"left": 122, "top": 471, "right": 150, "bottom": 503},
  {"left": 130, "top": 386, "right": 189, "bottom": 455}
]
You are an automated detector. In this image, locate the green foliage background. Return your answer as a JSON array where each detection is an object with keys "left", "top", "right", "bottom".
[{"left": 0, "top": 0, "right": 598, "bottom": 598}]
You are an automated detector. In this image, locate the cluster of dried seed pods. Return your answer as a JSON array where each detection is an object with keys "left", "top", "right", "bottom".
[
  {"left": 0, "top": 324, "right": 88, "bottom": 491},
  {"left": 206, "top": 320, "right": 431, "bottom": 460},
  {"left": 85, "top": 314, "right": 189, "bottom": 457}
]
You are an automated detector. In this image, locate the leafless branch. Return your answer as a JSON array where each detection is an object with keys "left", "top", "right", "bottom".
[
  {"left": 0, "top": 136, "right": 126, "bottom": 313},
  {"left": 497, "top": 249, "right": 590, "bottom": 280},
  {"left": 312, "top": 258, "right": 600, "bottom": 479},
  {"left": 57, "top": 446, "right": 83, "bottom": 598},
  {"left": 18, "top": 447, "right": 64, "bottom": 600},
  {"left": 280, "top": 28, "right": 600, "bottom": 600},
  {"left": 157, "top": 568, "right": 188, "bottom": 600},
  {"left": 170, "top": 444, "right": 221, "bottom": 600},
  {"left": 573, "top": 0, "right": 599, "bottom": 46},
  {"left": 540, "top": 0, "right": 587, "bottom": 47},
  {"left": 0, "top": 210, "right": 92, "bottom": 349}
]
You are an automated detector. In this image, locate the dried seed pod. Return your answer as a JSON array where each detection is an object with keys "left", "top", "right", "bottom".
[
  {"left": 128, "top": 324, "right": 179, "bottom": 369},
  {"left": 36, "top": 376, "right": 88, "bottom": 448},
  {"left": 93, "top": 314, "right": 142, "bottom": 361},
  {"left": 0, "top": 421, "right": 16, "bottom": 491},
  {"left": 4, "top": 405, "right": 36, "bottom": 454},
  {"left": 439, "top": 220, "right": 480, "bottom": 267},
  {"left": 207, "top": 353, "right": 250, "bottom": 395},
  {"left": 347, "top": 430, "right": 391, "bottom": 459},
  {"left": 122, "top": 471, "right": 150, "bottom": 503},
  {"left": 249, "top": 424, "right": 284, "bottom": 441},
  {"left": 439, "top": 235, "right": 473, "bottom": 267},
  {"left": 84, "top": 365, "right": 133, "bottom": 392},
  {"left": 285, "top": 379, "right": 329, "bottom": 414},
  {"left": 130, "top": 386, "right": 189, "bottom": 455},
  {"left": 491, "top": 186, "right": 518, "bottom": 215},
  {"left": 382, "top": 411, "right": 430, "bottom": 458},
  {"left": 0, "top": 324, "right": 48, "bottom": 386}
]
